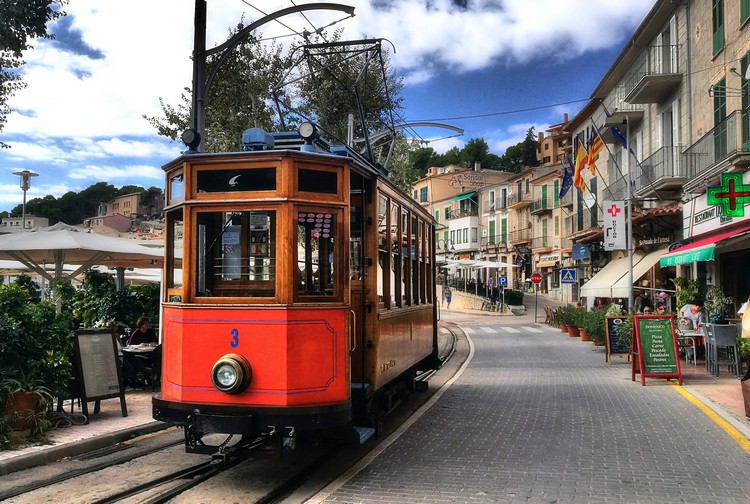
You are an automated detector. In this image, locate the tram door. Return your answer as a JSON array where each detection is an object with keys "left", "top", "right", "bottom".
[{"left": 349, "top": 176, "right": 370, "bottom": 385}]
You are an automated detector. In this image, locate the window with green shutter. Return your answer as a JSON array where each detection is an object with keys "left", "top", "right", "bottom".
[
  {"left": 554, "top": 180, "right": 559, "bottom": 207},
  {"left": 743, "top": 0, "right": 750, "bottom": 25},
  {"left": 435, "top": 210, "right": 439, "bottom": 223},
  {"left": 713, "top": 0, "right": 725, "bottom": 56},
  {"left": 714, "top": 76, "right": 728, "bottom": 159},
  {"left": 501, "top": 219, "right": 507, "bottom": 244},
  {"left": 743, "top": 52, "right": 750, "bottom": 150},
  {"left": 489, "top": 220, "right": 496, "bottom": 245},
  {"left": 554, "top": 216, "right": 559, "bottom": 235}
]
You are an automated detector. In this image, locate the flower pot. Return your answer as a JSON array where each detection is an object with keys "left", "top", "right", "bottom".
[
  {"left": 560, "top": 323, "right": 568, "bottom": 333},
  {"left": 567, "top": 325, "right": 580, "bottom": 337},
  {"left": 1, "top": 391, "right": 41, "bottom": 431},
  {"left": 579, "top": 329, "right": 591, "bottom": 341}
]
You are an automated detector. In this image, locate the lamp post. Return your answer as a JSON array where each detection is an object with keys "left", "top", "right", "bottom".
[{"left": 12, "top": 170, "right": 38, "bottom": 231}]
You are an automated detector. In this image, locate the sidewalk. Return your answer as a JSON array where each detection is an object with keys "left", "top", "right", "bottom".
[{"left": 0, "top": 389, "right": 164, "bottom": 475}]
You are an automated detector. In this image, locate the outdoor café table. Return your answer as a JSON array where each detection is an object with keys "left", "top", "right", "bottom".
[
  {"left": 676, "top": 330, "right": 701, "bottom": 365},
  {"left": 122, "top": 344, "right": 157, "bottom": 386}
]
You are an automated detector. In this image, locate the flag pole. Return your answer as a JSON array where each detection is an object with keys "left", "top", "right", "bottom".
[{"left": 626, "top": 117, "right": 634, "bottom": 313}]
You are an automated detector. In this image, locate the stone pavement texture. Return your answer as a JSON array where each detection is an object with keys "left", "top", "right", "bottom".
[
  {"left": 1, "top": 295, "right": 749, "bottom": 502},
  {"left": 315, "top": 306, "right": 750, "bottom": 503}
]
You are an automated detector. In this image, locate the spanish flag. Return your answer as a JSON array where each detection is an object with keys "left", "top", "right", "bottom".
[
  {"left": 586, "top": 131, "right": 603, "bottom": 176},
  {"left": 573, "top": 142, "right": 588, "bottom": 192}
]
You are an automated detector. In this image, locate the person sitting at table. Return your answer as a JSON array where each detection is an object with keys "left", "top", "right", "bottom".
[
  {"left": 107, "top": 320, "right": 140, "bottom": 388},
  {"left": 127, "top": 316, "right": 158, "bottom": 346}
]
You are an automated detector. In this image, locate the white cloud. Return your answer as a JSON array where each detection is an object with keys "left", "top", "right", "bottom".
[{"left": 0, "top": 0, "right": 655, "bottom": 211}]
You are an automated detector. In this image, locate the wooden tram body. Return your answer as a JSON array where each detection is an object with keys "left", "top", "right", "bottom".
[{"left": 153, "top": 128, "right": 438, "bottom": 449}]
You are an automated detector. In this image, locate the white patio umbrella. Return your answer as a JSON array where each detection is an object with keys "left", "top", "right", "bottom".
[{"left": 0, "top": 227, "right": 165, "bottom": 286}]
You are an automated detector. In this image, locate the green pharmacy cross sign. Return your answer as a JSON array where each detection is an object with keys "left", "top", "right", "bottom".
[{"left": 707, "top": 173, "right": 750, "bottom": 218}]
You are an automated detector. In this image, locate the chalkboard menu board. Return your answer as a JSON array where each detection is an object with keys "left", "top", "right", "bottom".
[
  {"left": 605, "top": 316, "right": 630, "bottom": 364},
  {"left": 73, "top": 329, "right": 128, "bottom": 421},
  {"left": 633, "top": 315, "right": 682, "bottom": 386}
]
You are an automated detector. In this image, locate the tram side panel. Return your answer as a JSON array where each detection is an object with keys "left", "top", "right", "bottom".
[{"left": 161, "top": 305, "right": 350, "bottom": 407}]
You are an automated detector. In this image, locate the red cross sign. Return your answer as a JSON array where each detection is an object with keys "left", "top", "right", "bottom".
[
  {"left": 707, "top": 173, "right": 750, "bottom": 218},
  {"left": 607, "top": 204, "right": 622, "bottom": 217}
]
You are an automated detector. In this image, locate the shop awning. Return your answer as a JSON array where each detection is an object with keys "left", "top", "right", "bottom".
[
  {"left": 610, "top": 247, "right": 668, "bottom": 298},
  {"left": 659, "top": 223, "right": 750, "bottom": 267},
  {"left": 580, "top": 251, "right": 645, "bottom": 298},
  {"left": 452, "top": 192, "right": 476, "bottom": 202}
]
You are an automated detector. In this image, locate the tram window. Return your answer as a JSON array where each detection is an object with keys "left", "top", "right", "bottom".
[
  {"left": 195, "top": 211, "right": 276, "bottom": 298},
  {"left": 412, "top": 215, "right": 419, "bottom": 305},
  {"left": 298, "top": 168, "right": 337, "bottom": 194},
  {"left": 169, "top": 173, "right": 184, "bottom": 204},
  {"left": 390, "top": 203, "right": 401, "bottom": 307},
  {"left": 350, "top": 204, "right": 363, "bottom": 281},
  {"left": 297, "top": 211, "right": 337, "bottom": 297},
  {"left": 401, "top": 210, "right": 410, "bottom": 305},
  {"left": 377, "top": 196, "right": 388, "bottom": 308},
  {"left": 196, "top": 168, "right": 275, "bottom": 193},
  {"left": 166, "top": 208, "right": 183, "bottom": 289}
]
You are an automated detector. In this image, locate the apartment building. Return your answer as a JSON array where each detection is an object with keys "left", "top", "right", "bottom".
[{"left": 570, "top": 0, "right": 750, "bottom": 308}]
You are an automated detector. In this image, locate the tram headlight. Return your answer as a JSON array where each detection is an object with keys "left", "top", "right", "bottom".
[{"left": 210, "top": 354, "right": 252, "bottom": 394}]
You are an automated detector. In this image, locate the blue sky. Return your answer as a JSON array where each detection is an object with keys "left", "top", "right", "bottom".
[{"left": 0, "top": 0, "right": 656, "bottom": 213}]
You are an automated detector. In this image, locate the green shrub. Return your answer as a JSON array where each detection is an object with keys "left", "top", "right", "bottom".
[
  {"left": 583, "top": 309, "right": 606, "bottom": 346},
  {"left": 503, "top": 289, "right": 523, "bottom": 306}
]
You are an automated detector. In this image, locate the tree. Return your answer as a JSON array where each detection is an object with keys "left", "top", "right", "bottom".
[
  {"left": 144, "top": 22, "right": 288, "bottom": 153},
  {"left": 293, "top": 31, "right": 404, "bottom": 151},
  {"left": 0, "top": 1, "right": 67, "bottom": 147},
  {"left": 496, "top": 127, "right": 540, "bottom": 173},
  {"left": 459, "top": 138, "right": 490, "bottom": 168},
  {"left": 388, "top": 136, "right": 422, "bottom": 193},
  {"left": 410, "top": 147, "right": 438, "bottom": 177}
]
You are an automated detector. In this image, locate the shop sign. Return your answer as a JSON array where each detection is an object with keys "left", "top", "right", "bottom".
[
  {"left": 449, "top": 172, "right": 486, "bottom": 189},
  {"left": 572, "top": 244, "right": 590, "bottom": 260},
  {"left": 539, "top": 253, "right": 559, "bottom": 263},
  {"left": 603, "top": 200, "right": 627, "bottom": 250},
  {"left": 707, "top": 173, "right": 750, "bottom": 218},
  {"left": 635, "top": 235, "right": 672, "bottom": 248}
]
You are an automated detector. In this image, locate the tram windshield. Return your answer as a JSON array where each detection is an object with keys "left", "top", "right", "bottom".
[{"left": 195, "top": 210, "right": 276, "bottom": 297}]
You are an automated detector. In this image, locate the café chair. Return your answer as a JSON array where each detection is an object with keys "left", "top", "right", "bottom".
[
  {"left": 705, "top": 323, "right": 742, "bottom": 378},
  {"left": 136, "top": 344, "right": 162, "bottom": 391}
]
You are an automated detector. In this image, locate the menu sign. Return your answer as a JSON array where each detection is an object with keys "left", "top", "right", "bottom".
[
  {"left": 73, "top": 329, "right": 128, "bottom": 421},
  {"left": 605, "top": 316, "right": 630, "bottom": 363},
  {"left": 633, "top": 315, "right": 682, "bottom": 386}
]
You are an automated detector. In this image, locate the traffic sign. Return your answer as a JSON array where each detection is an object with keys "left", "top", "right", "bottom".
[
  {"left": 488, "top": 277, "right": 494, "bottom": 286},
  {"left": 530, "top": 272, "right": 542, "bottom": 285},
  {"left": 498, "top": 276, "right": 507, "bottom": 287},
  {"left": 560, "top": 268, "right": 576, "bottom": 284}
]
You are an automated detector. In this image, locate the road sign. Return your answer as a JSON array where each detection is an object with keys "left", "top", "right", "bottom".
[
  {"left": 488, "top": 277, "right": 493, "bottom": 286},
  {"left": 498, "top": 276, "right": 507, "bottom": 287},
  {"left": 560, "top": 268, "right": 576, "bottom": 284},
  {"left": 530, "top": 272, "right": 542, "bottom": 285}
]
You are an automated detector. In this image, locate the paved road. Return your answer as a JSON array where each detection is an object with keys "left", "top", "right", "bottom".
[{"left": 311, "top": 310, "right": 750, "bottom": 503}]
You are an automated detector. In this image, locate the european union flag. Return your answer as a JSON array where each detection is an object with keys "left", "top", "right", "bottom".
[
  {"left": 559, "top": 158, "right": 574, "bottom": 199},
  {"left": 610, "top": 127, "right": 627, "bottom": 149}
]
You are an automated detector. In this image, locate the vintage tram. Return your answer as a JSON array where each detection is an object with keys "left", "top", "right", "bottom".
[{"left": 153, "top": 124, "right": 439, "bottom": 452}]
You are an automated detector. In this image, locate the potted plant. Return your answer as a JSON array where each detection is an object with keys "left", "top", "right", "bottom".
[
  {"left": 704, "top": 285, "right": 733, "bottom": 324},
  {"left": 673, "top": 277, "right": 699, "bottom": 315},
  {"left": 567, "top": 306, "right": 586, "bottom": 337},
  {"left": 0, "top": 371, "right": 53, "bottom": 436},
  {"left": 736, "top": 336, "right": 750, "bottom": 368},
  {"left": 0, "top": 284, "right": 74, "bottom": 446},
  {"left": 555, "top": 305, "right": 572, "bottom": 333},
  {"left": 583, "top": 309, "right": 606, "bottom": 346}
]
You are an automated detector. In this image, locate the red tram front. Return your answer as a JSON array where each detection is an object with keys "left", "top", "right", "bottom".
[{"left": 153, "top": 126, "right": 437, "bottom": 450}]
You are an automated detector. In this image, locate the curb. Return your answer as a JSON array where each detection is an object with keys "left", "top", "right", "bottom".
[{"left": 0, "top": 421, "right": 167, "bottom": 476}]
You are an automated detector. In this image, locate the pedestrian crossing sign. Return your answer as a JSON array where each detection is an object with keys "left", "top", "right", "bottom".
[{"left": 560, "top": 268, "right": 576, "bottom": 284}]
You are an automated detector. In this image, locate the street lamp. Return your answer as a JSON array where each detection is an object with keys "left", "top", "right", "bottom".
[{"left": 12, "top": 170, "right": 38, "bottom": 231}]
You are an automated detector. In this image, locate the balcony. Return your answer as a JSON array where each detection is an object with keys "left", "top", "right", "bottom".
[
  {"left": 531, "top": 236, "right": 552, "bottom": 252},
  {"left": 600, "top": 85, "right": 644, "bottom": 145},
  {"left": 564, "top": 210, "right": 600, "bottom": 240},
  {"left": 508, "top": 228, "right": 531, "bottom": 245},
  {"left": 682, "top": 109, "right": 750, "bottom": 192},
  {"left": 634, "top": 146, "right": 684, "bottom": 198},
  {"left": 622, "top": 44, "right": 683, "bottom": 104},
  {"left": 480, "top": 235, "right": 509, "bottom": 252},
  {"left": 531, "top": 197, "right": 552, "bottom": 215},
  {"left": 506, "top": 191, "right": 531, "bottom": 209}
]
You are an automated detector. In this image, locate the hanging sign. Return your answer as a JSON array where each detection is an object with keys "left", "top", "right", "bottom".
[
  {"left": 707, "top": 172, "right": 750, "bottom": 218},
  {"left": 631, "top": 315, "right": 682, "bottom": 386},
  {"left": 603, "top": 200, "right": 627, "bottom": 250}
]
